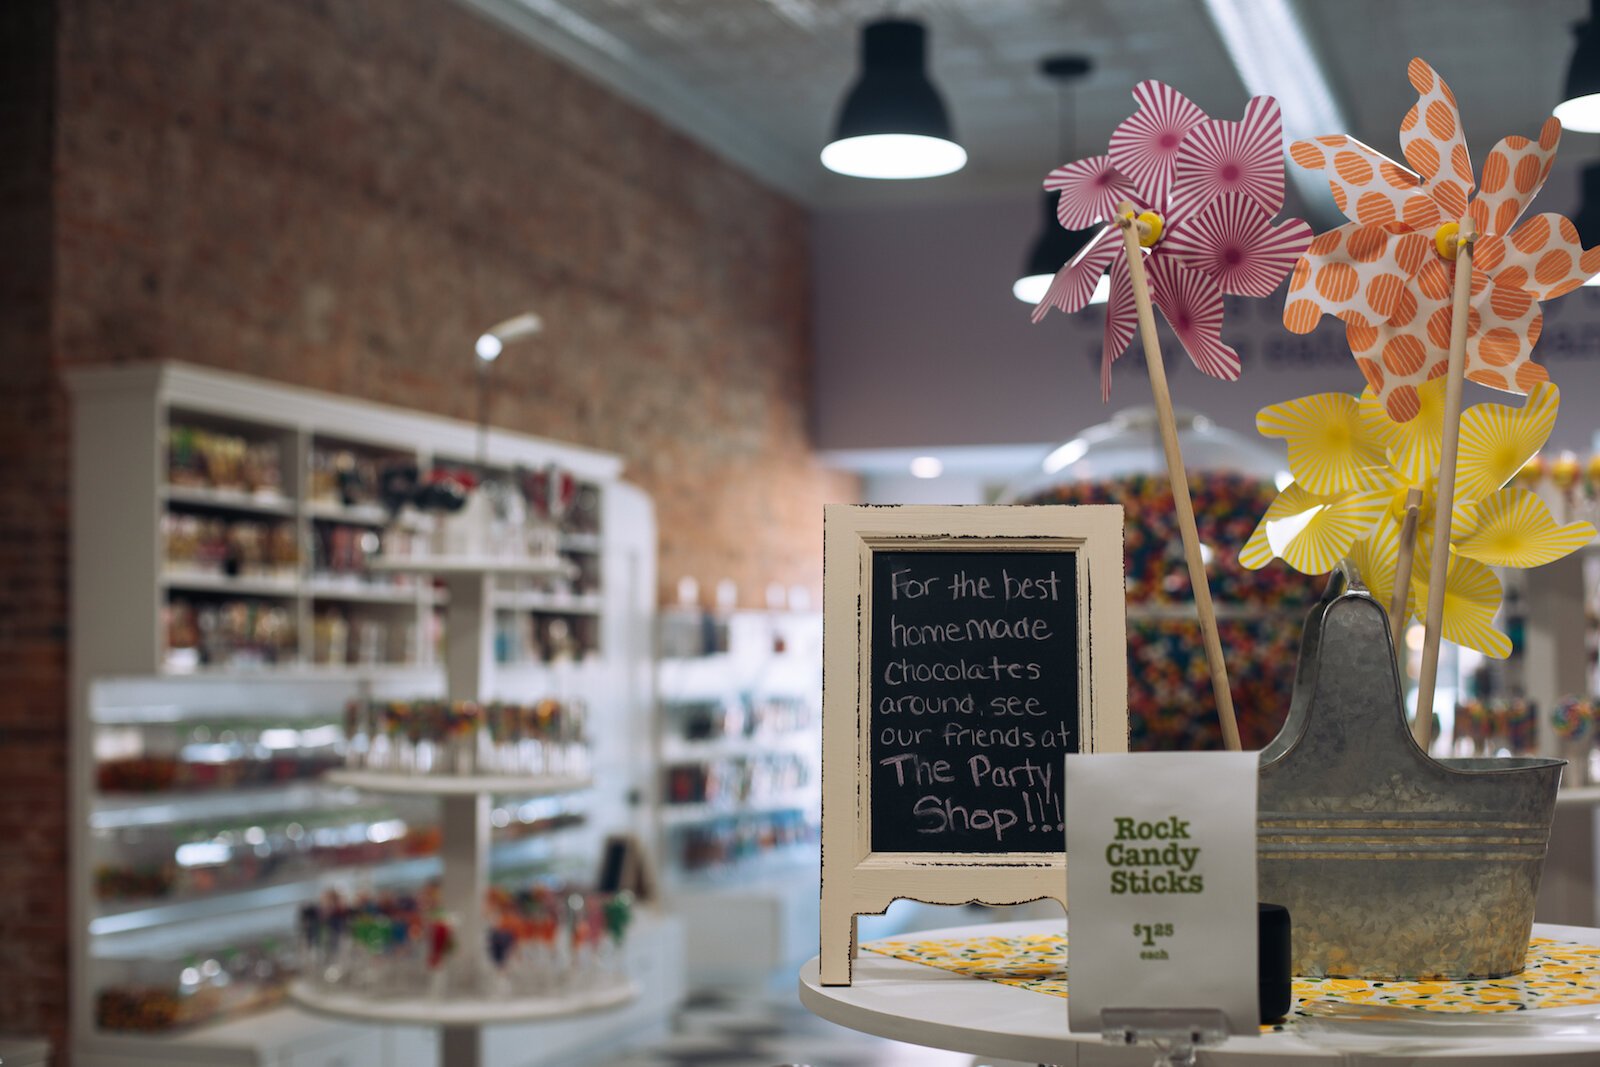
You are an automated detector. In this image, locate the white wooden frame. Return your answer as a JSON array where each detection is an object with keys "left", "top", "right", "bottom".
[{"left": 819, "top": 504, "right": 1127, "bottom": 984}]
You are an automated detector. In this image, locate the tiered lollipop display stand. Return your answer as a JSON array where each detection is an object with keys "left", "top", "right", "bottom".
[{"left": 288, "top": 556, "right": 635, "bottom": 1064}]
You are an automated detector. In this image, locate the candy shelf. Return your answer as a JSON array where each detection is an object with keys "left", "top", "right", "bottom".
[
  {"left": 90, "top": 828, "right": 590, "bottom": 940},
  {"left": 69, "top": 363, "right": 666, "bottom": 1065},
  {"left": 491, "top": 589, "right": 603, "bottom": 614},
  {"left": 659, "top": 793, "right": 816, "bottom": 827},
  {"left": 368, "top": 557, "right": 577, "bottom": 579},
  {"left": 159, "top": 573, "right": 301, "bottom": 598},
  {"left": 161, "top": 484, "right": 295, "bottom": 516},
  {"left": 304, "top": 579, "right": 427, "bottom": 604},
  {"left": 324, "top": 770, "right": 593, "bottom": 797},
  {"left": 90, "top": 783, "right": 365, "bottom": 830},
  {"left": 303, "top": 499, "right": 391, "bottom": 525}
]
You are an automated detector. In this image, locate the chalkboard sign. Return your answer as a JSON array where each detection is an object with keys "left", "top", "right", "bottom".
[
  {"left": 820, "top": 505, "right": 1126, "bottom": 985},
  {"left": 870, "top": 550, "right": 1079, "bottom": 853}
]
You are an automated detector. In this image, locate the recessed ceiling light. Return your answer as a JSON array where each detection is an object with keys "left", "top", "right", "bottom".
[{"left": 910, "top": 456, "right": 944, "bottom": 479}]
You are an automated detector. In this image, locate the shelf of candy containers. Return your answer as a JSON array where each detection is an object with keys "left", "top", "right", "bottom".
[
  {"left": 288, "top": 878, "right": 638, "bottom": 1025},
  {"left": 1001, "top": 405, "right": 1322, "bottom": 750},
  {"left": 333, "top": 696, "right": 593, "bottom": 795}
]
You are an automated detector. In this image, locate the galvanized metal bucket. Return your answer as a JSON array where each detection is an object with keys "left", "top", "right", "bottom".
[{"left": 1257, "top": 574, "right": 1563, "bottom": 979}]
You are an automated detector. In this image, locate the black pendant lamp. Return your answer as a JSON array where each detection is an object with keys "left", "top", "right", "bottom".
[
  {"left": 821, "top": 18, "right": 966, "bottom": 180},
  {"left": 1573, "top": 162, "right": 1600, "bottom": 294},
  {"left": 1575, "top": 162, "right": 1600, "bottom": 245},
  {"left": 1557, "top": 0, "right": 1600, "bottom": 132},
  {"left": 1013, "top": 55, "right": 1106, "bottom": 305}
]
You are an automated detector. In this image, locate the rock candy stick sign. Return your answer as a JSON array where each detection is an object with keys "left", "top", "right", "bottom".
[
  {"left": 1032, "top": 82, "right": 1312, "bottom": 752},
  {"left": 819, "top": 505, "right": 1127, "bottom": 985},
  {"left": 1065, "top": 751, "right": 1261, "bottom": 1036}
]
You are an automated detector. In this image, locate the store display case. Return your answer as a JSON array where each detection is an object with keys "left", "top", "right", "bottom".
[
  {"left": 655, "top": 609, "right": 822, "bottom": 981},
  {"left": 68, "top": 363, "right": 679, "bottom": 1067}
]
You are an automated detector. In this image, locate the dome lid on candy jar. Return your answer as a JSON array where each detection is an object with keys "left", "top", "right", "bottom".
[{"left": 998, "top": 406, "right": 1285, "bottom": 501}]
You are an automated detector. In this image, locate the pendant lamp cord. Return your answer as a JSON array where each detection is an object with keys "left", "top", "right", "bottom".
[{"left": 1056, "top": 77, "right": 1074, "bottom": 163}]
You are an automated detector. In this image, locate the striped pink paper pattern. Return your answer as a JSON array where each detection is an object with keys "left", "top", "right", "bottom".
[
  {"left": 1108, "top": 80, "right": 1208, "bottom": 214},
  {"left": 1045, "top": 155, "right": 1139, "bottom": 230},
  {"left": 1165, "top": 193, "right": 1314, "bottom": 298},
  {"left": 1173, "top": 96, "right": 1286, "bottom": 215}
]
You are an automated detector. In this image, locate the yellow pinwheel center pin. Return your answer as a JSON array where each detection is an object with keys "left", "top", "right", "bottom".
[
  {"left": 1434, "top": 221, "right": 1462, "bottom": 260},
  {"left": 1136, "top": 210, "right": 1165, "bottom": 247}
]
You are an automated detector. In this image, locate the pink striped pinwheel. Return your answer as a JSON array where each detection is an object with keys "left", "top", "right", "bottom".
[
  {"left": 1282, "top": 58, "right": 1600, "bottom": 424},
  {"left": 1032, "top": 82, "right": 1313, "bottom": 399}
]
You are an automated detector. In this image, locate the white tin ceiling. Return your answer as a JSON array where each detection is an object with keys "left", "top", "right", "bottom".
[{"left": 458, "top": 0, "right": 1592, "bottom": 212}]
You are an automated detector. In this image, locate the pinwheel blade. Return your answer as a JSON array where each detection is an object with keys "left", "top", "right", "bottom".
[
  {"left": 1173, "top": 95, "right": 1286, "bottom": 216},
  {"left": 1032, "top": 227, "right": 1122, "bottom": 322},
  {"left": 1044, "top": 155, "right": 1141, "bottom": 230},
  {"left": 1470, "top": 120, "right": 1561, "bottom": 237},
  {"left": 1108, "top": 81, "right": 1207, "bottom": 215},
  {"left": 1165, "top": 193, "right": 1312, "bottom": 298},
  {"left": 1147, "top": 255, "right": 1239, "bottom": 381},
  {"left": 1256, "top": 391, "right": 1390, "bottom": 495},
  {"left": 1454, "top": 487, "right": 1595, "bottom": 569},
  {"left": 1397, "top": 57, "right": 1473, "bottom": 217},
  {"left": 1099, "top": 259, "right": 1137, "bottom": 402}
]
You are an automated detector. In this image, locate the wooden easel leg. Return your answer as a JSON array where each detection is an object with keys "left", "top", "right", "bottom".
[{"left": 820, "top": 894, "right": 856, "bottom": 985}]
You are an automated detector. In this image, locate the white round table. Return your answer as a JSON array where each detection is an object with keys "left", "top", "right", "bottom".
[{"left": 798, "top": 919, "right": 1600, "bottom": 1065}]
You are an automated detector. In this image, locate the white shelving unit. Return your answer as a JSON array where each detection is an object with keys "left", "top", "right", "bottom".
[
  {"left": 654, "top": 609, "right": 822, "bottom": 983},
  {"left": 68, "top": 362, "right": 676, "bottom": 1067}
]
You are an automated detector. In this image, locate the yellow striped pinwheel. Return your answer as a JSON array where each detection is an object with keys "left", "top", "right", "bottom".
[
  {"left": 1409, "top": 555, "right": 1511, "bottom": 659},
  {"left": 1257, "top": 392, "right": 1388, "bottom": 494},
  {"left": 1360, "top": 378, "right": 1445, "bottom": 486},
  {"left": 1453, "top": 488, "right": 1594, "bottom": 568},
  {"left": 1453, "top": 382, "right": 1558, "bottom": 504},
  {"left": 1244, "top": 378, "right": 1592, "bottom": 658},
  {"left": 1347, "top": 512, "right": 1401, "bottom": 610},
  {"left": 1238, "top": 482, "right": 1391, "bottom": 575}
]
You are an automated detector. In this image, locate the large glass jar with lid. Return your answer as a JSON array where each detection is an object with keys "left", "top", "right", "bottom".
[{"left": 1003, "top": 406, "right": 1321, "bottom": 750}]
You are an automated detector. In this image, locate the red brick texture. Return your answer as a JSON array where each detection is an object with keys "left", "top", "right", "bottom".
[
  {"left": 5, "top": 0, "right": 855, "bottom": 1054},
  {"left": 0, "top": 0, "right": 70, "bottom": 1050}
]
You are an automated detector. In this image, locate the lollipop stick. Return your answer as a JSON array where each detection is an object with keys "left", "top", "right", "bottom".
[
  {"left": 1390, "top": 488, "right": 1423, "bottom": 659},
  {"left": 1116, "top": 202, "right": 1241, "bottom": 752},
  {"left": 1415, "top": 215, "right": 1477, "bottom": 749}
]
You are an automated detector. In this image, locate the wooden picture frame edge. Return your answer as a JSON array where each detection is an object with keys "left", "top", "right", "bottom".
[{"left": 819, "top": 503, "right": 1128, "bottom": 984}]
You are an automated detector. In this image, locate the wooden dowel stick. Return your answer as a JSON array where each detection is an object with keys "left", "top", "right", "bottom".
[
  {"left": 1415, "top": 215, "right": 1477, "bottom": 750},
  {"left": 1115, "top": 202, "right": 1241, "bottom": 752},
  {"left": 1390, "top": 488, "right": 1423, "bottom": 659}
]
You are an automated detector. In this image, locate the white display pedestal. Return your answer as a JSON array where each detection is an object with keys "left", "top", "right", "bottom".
[
  {"left": 801, "top": 918, "right": 1600, "bottom": 1064},
  {"left": 308, "top": 558, "right": 633, "bottom": 1067}
]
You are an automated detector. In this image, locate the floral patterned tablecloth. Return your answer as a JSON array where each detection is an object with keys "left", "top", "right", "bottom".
[{"left": 862, "top": 933, "right": 1600, "bottom": 1028}]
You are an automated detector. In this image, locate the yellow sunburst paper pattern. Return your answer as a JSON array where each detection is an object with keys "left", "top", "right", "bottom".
[
  {"left": 1257, "top": 393, "right": 1389, "bottom": 494},
  {"left": 862, "top": 934, "right": 1600, "bottom": 1024},
  {"left": 1241, "top": 381, "right": 1592, "bottom": 658}
]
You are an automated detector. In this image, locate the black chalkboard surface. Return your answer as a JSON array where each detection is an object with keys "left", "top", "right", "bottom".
[{"left": 870, "top": 549, "right": 1079, "bottom": 854}]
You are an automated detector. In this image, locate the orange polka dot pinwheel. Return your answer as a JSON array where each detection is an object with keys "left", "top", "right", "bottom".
[{"left": 1282, "top": 58, "right": 1600, "bottom": 425}]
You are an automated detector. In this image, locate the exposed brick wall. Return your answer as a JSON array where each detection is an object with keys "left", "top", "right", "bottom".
[
  {"left": 0, "top": 0, "right": 69, "bottom": 1049},
  {"left": 5, "top": 0, "right": 855, "bottom": 1054}
]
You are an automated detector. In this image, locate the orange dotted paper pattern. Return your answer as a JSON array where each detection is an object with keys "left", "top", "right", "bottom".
[{"left": 1281, "top": 58, "right": 1600, "bottom": 424}]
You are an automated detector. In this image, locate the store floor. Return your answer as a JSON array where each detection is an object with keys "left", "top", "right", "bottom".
[{"left": 587, "top": 980, "right": 975, "bottom": 1067}]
